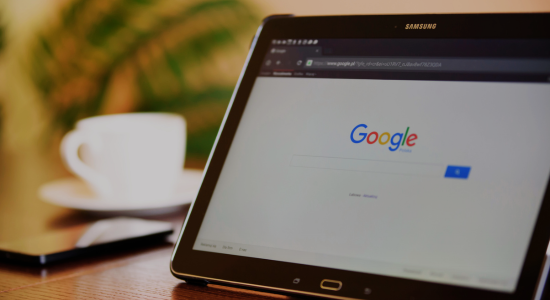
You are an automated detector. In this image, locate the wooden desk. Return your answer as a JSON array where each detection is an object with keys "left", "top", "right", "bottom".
[{"left": 0, "top": 149, "right": 293, "bottom": 299}]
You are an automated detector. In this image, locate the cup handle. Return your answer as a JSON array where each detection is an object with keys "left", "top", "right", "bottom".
[{"left": 60, "top": 130, "right": 112, "bottom": 198}]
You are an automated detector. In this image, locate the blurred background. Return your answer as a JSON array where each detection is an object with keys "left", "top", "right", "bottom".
[{"left": 0, "top": 0, "right": 548, "bottom": 240}]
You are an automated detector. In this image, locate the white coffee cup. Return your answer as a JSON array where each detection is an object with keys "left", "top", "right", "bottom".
[{"left": 60, "top": 113, "right": 186, "bottom": 203}]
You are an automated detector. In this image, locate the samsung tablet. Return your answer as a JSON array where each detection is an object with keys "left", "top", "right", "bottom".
[{"left": 171, "top": 13, "right": 550, "bottom": 300}]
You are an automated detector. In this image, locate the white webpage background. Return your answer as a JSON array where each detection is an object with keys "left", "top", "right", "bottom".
[{"left": 195, "top": 77, "right": 550, "bottom": 291}]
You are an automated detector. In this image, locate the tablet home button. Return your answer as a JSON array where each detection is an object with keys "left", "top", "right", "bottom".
[{"left": 320, "top": 279, "right": 342, "bottom": 291}]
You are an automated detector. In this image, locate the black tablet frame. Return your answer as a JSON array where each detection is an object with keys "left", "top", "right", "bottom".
[{"left": 171, "top": 13, "right": 550, "bottom": 300}]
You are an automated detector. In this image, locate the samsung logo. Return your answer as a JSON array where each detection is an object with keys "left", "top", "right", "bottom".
[{"left": 405, "top": 23, "right": 437, "bottom": 29}]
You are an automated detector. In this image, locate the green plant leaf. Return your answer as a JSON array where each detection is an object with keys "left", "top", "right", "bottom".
[{"left": 29, "top": 0, "right": 260, "bottom": 158}]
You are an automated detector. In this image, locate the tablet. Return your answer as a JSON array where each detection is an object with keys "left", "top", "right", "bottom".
[{"left": 171, "top": 13, "right": 550, "bottom": 300}]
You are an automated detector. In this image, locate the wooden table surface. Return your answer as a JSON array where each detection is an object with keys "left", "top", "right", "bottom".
[{"left": 0, "top": 148, "right": 293, "bottom": 299}]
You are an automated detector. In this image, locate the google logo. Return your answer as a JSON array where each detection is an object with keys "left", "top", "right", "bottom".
[{"left": 350, "top": 125, "right": 418, "bottom": 151}]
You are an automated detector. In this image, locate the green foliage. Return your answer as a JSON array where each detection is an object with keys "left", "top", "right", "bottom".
[{"left": 30, "top": 0, "right": 259, "bottom": 158}]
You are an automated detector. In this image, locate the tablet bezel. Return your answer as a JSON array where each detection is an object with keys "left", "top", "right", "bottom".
[{"left": 171, "top": 13, "right": 550, "bottom": 300}]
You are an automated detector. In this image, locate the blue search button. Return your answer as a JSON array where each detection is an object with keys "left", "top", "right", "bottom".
[{"left": 445, "top": 166, "right": 471, "bottom": 179}]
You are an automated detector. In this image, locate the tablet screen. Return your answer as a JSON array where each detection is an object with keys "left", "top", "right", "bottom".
[{"left": 193, "top": 39, "right": 550, "bottom": 293}]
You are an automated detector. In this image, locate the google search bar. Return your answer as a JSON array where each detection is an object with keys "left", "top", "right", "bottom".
[{"left": 290, "top": 155, "right": 470, "bottom": 179}]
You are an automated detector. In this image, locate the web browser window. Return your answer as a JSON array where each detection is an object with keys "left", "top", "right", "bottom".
[{"left": 194, "top": 39, "right": 550, "bottom": 292}]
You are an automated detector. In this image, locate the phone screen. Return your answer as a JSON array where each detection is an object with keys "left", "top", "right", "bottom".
[{"left": 0, "top": 217, "right": 173, "bottom": 264}]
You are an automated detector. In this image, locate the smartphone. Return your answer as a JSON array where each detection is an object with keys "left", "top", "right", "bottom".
[{"left": 0, "top": 217, "right": 173, "bottom": 265}]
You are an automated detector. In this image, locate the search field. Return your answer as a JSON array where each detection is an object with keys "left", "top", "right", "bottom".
[{"left": 291, "top": 155, "right": 446, "bottom": 177}]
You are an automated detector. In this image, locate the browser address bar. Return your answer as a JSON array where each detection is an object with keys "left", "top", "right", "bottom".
[
  {"left": 304, "top": 57, "right": 550, "bottom": 74},
  {"left": 290, "top": 155, "right": 471, "bottom": 179}
]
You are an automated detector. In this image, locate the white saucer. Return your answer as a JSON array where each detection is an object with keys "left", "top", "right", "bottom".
[{"left": 39, "top": 169, "right": 203, "bottom": 215}]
